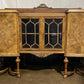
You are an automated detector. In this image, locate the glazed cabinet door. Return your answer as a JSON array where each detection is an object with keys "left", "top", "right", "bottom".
[
  {"left": 0, "top": 11, "right": 19, "bottom": 56},
  {"left": 20, "top": 17, "right": 40, "bottom": 50},
  {"left": 44, "top": 17, "right": 64, "bottom": 50},
  {"left": 65, "top": 13, "right": 84, "bottom": 57}
]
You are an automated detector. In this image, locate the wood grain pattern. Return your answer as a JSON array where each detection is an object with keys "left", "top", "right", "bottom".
[
  {"left": 65, "top": 13, "right": 84, "bottom": 57},
  {"left": 0, "top": 12, "right": 19, "bottom": 56}
]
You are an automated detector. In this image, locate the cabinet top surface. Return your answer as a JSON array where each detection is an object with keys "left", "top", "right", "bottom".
[
  {"left": 66, "top": 9, "right": 84, "bottom": 13},
  {"left": 0, "top": 9, "right": 18, "bottom": 13}
]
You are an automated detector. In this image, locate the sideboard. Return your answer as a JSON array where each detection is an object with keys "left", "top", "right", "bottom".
[{"left": 0, "top": 4, "right": 84, "bottom": 78}]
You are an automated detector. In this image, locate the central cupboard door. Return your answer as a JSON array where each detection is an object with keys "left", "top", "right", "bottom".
[{"left": 20, "top": 16, "right": 65, "bottom": 52}]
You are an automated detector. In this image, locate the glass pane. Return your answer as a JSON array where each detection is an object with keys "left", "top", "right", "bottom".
[
  {"left": 50, "top": 23, "right": 57, "bottom": 33},
  {"left": 55, "top": 19, "right": 63, "bottom": 24},
  {"left": 36, "top": 35, "right": 39, "bottom": 45},
  {"left": 32, "top": 44, "right": 39, "bottom": 48},
  {"left": 27, "top": 34, "right": 34, "bottom": 45},
  {"left": 45, "top": 23, "right": 48, "bottom": 33},
  {"left": 45, "top": 19, "right": 53, "bottom": 24},
  {"left": 22, "top": 34, "right": 25, "bottom": 44},
  {"left": 50, "top": 34, "right": 57, "bottom": 45},
  {"left": 54, "top": 45, "right": 61, "bottom": 48},
  {"left": 31, "top": 19, "right": 39, "bottom": 23},
  {"left": 22, "top": 19, "right": 29, "bottom": 23},
  {"left": 36, "top": 23, "right": 39, "bottom": 33},
  {"left": 59, "top": 23, "right": 62, "bottom": 33},
  {"left": 22, "top": 23, "right": 25, "bottom": 33},
  {"left": 23, "top": 44, "right": 30, "bottom": 48},
  {"left": 45, "top": 44, "right": 52, "bottom": 48},
  {"left": 59, "top": 34, "right": 62, "bottom": 45},
  {"left": 45, "top": 34, "right": 48, "bottom": 45},
  {"left": 27, "top": 22, "right": 34, "bottom": 33}
]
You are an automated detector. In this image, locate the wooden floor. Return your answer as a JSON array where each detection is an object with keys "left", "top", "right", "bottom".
[{"left": 0, "top": 69, "right": 84, "bottom": 84}]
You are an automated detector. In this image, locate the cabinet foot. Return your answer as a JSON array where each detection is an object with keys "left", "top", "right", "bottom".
[
  {"left": 17, "top": 73, "right": 21, "bottom": 78},
  {"left": 8, "top": 56, "right": 20, "bottom": 78},
  {"left": 64, "top": 74, "right": 67, "bottom": 78}
]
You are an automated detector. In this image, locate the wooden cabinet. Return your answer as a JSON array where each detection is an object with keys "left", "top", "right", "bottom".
[
  {"left": 0, "top": 4, "right": 84, "bottom": 78},
  {"left": 0, "top": 10, "right": 20, "bottom": 77},
  {"left": 64, "top": 10, "right": 84, "bottom": 78},
  {"left": 65, "top": 11, "right": 84, "bottom": 57},
  {"left": 0, "top": 10, "right": 19, "bottom": 56}
]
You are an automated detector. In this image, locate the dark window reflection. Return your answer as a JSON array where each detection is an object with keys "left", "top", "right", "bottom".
[
  {"left": 55, "top": 19, "right": 63, "bottom": 24},
  {"left": 32, "top": 44, "right": 39, "bottom": 48},
  {"left": 59, "top": 23, "right": 62, "bottom": 33},
  {"left": 23, "top": 44, "right": 30, "bottom": 48},
  {"left": 45, "top": 35, "right": 48, "bottom": 45},
  {"left": 36, "top": 35, "right": 39, "bottom": 45},
  {"left": 36, "top": 23, "right": 39, "bottom": 33},
  {"left": 31, "top": 19, "right": 39, "bottom": 23},
  {"left": 27, "top": 23, "right": 34, "bottom": 33},
  {"left": 22, "top": 23, "right": 25, "bottom": 33},
  {"left": 27, "top": 34, "right": 34, "bottom": 45},
  {"left": 59, "top": 34, "right": 62, "bottom": 45},
  {"left": 45, "top": 19, "right": 53, "bottom": 24},
  {"left": 50, "top": 23, "right": 57, "bottom": 33},
  {"left": 45, "top": 23, "right": 48, "bottom": 33},
  {"left": 22, "top": 34, "right": 25, "bottom": 44},
  {"left": 54, "top": 45, "right": 61, "bottom": 48},
  {"left": 50, "top": 34, "right": 57, "bottom": 45},
  {"left": 45, "top": 44, "right": 52, "bottom": 48},
  {"left": 22, "top": 19, "right": 29, "bottom": 23}
]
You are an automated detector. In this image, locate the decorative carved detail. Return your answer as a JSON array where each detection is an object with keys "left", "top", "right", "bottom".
[
  {"left": 31, "top": 53, "right": 54, "bottom": 57},
  {"left": 34, "top": 4, "right": 52, "bottom": 9}
]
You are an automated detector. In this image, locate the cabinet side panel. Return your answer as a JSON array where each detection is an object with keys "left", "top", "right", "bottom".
[
  {"left": 65, "top": 13, "right": 84, "bottom": 57},
  {"left": 0, "top": 13, "right": 19, "bottom": 56}
]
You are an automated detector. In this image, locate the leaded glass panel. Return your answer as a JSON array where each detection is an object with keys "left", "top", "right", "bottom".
[
  {"left": 45, "top": 18, "right": 63, "bottom": 49},
  {"left": 22, "top": 19, "right": 39, "bottom": 49}
]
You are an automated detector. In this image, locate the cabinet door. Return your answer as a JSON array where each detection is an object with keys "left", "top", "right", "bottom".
[
  {"left": 0, "top": 11, "right": 19, "bottom": 56},
  {"left": 21, "top": 18, "right": 40, "bottom": 50},
  {"left": 44, "top": 17, "right": 65, "bottom": 51},
  {"left": 65, "top": 13, "right": 84, "bottom": 57}
]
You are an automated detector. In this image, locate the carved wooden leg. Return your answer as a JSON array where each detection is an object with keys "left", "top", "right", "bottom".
[
  {"left": 16, "top": 56, "right": 20, "bottom": 78},
  {"left": 64, "top": 57, "right": 69, "bottom": 78}
]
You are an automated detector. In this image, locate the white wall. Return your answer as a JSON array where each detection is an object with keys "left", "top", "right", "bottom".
[{"left": 0, "top": 0, "right": 84, "bottom": 9}]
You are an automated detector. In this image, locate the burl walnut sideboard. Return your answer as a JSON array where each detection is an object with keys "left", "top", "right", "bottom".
[{"left": 0, "top": 4, "right": 84, "bottom": 78}]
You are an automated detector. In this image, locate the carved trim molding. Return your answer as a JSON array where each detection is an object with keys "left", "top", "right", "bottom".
[{"left": 34, "top": 4, "right": 52, "bottom": 9}]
